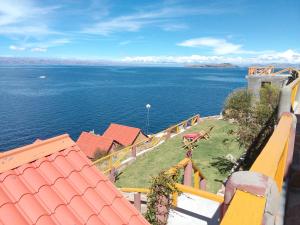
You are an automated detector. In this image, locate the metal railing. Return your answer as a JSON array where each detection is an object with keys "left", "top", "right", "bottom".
[{"left": 93, "top": 114, "right": 200, "bottom": 175}]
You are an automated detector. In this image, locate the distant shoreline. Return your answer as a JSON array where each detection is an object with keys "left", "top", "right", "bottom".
[{"left": 184, "top": 63, "right": 238, "bottom": 68}]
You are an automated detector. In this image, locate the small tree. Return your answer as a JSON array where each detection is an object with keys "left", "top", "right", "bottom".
[
  {"left": 223, "top": 88, "right": 253, "bottom": 123},
  {"left": 223, "top": 85, "right": 280, "bottom": 168}
]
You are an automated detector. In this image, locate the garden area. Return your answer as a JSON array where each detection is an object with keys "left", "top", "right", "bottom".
[{"left": 116, "top": 118, "right": 244, "bottom": 193}]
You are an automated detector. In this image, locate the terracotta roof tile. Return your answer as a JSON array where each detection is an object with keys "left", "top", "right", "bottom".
[
  {"left": 76, "top": 132, "right": 115, "bottom": 159},
  {"left": 0, "top": 134, "right": 150, "bottom": 225},
  {"left": 103, "top": 123, "right": 145, "bottom": 146}
]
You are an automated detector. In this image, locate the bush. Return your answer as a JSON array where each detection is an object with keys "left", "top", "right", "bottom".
[
  {"left": 223, "top": 85, "right": 280, "bottom": 168},
  {"left": 223, "top": 88, "right": 253, "bottom": 122}
]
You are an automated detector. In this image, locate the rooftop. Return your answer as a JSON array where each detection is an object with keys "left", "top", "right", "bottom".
[
  {"left": 76, "top": 131, "right": 115, "bottom": 158},
  {"left": 103, "top": 123, "right": 145, "bottom": 146},
  {"left": 0, "top": 134, "right": 149, "bottom": 225}
]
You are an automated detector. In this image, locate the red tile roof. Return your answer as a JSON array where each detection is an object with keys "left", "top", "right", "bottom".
[
  {"left": 76, "top": 132, "right": 115, "bottom": 158},
  {"left": 0, "top": 134, "right": 150, "bottom": 225},
  {"left": 103, "top": 124, "right": 145, "bottom": 146}
]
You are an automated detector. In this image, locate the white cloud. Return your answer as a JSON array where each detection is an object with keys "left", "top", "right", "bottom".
[
  {"left": 122, "top": 49, "right": 300, "bottom": 64},
  {"left": 9, "top": 38, "right": 70, "bottom": 53},
  {"left": 119, "top": 40, "right": 132, "bottom": 46},
  {"left": 31, "top": 47, "right": 47, "bottom": 52},
  {"left": 177, "top": 37, "right": 243, "bottom": 55},
  {"left": 9, "top": 45, "right": 25, "bottom": 51},
  {"left": 82, "top": 5, "right": 231, "bottom": 35},
  {"left": 0, "top": 0, "right": 60, "bottom": 38},
  {"left": 161, "top": 23, "right": 188, "bottom": 31}
]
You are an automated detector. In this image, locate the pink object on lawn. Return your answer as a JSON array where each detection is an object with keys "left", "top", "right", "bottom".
[{"left": 183, "top": 133, "right": 201, "bottom": 140}]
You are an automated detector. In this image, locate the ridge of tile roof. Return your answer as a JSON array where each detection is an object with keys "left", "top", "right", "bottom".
[
  {"left": 103, "top": 123, "right": 142, "bottom": 146},
  {"left": 0, "top": 134, "right": 75, "bottom": 173},
  {"left": 76, "top": 132, "right": 115, "bottom": 158},
  {"left": 0, "top": 134, "right": 150, "bottom": 225}
]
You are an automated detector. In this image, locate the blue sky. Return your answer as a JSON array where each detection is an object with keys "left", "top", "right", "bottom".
[{"left": 0, "top": 0, "right": 299, "bottom": 64}]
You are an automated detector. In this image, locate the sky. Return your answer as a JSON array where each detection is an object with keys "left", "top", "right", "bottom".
[{"left": 0, "top": 0, "right": 299, "bottom": 64}]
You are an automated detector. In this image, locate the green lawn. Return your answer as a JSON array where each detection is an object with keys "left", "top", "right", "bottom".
[{"left": 116, "top": 119, "right": 244, "bottom": 193}]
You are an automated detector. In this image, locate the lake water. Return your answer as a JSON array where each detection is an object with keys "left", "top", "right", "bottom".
[{"left": 0, "top": 66, "right": 247, "bottom": 151}]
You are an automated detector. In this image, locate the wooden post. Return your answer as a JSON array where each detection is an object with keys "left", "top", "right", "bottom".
[
  {"left": 134, "top": 193, "right": 141, "bottom": 212},
  {"left": 109, "top": 167, "right": 116, "bottom": 183},
  {"left": 196, "top": 115, "right": 201, "bottom": 124},
  {"left": 165, "top": 130, "right": 171, "bottom": 140},
  {"left": 200, "top": 178, "right": 206, "bottom": 190},
  {"left": 131, "top": 146, "right": 137, "bottom": 158},
  {"left": 183, "top": 161, "right": 192, "bottom": 186},
  {"left": 155, "top": 195, "right": 169, "bottom": 225}
]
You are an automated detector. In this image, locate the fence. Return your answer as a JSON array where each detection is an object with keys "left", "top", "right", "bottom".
[
  {"left": 220, "top": 112, "right": 296, "bottom": 225},
  {"left": 93, "top": 114, "right": 200, "bottom": 176},
  {"left": 248, "top": 66, "right": 298, "bottom": 76},
  {"left": 119, "top": 157, "right": 222, "bottom": 212}
]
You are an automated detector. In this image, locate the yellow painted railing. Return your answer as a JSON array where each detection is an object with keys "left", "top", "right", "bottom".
[
  {"left": 119, "top": 156, "right": 216, "bottom": 209},
  {"left": 290, "top": 78, "right": 300, "bottom": 110},
  {"left": 248, "top": 66, "right": 299, "bottom": 77},
  {"left": 221, "top": 113, "right": 294, "bottom": 225},
  {"left": 166, "top": 157, "right": 206, "bottom": 189},
  {"left": 248, "top": 66, "right": 274, "bottom": 75},
  {"left": 93, "top": 114, "right": 200, "bottom": 174},
  {"left": 119, "top": 184, "right": 223, "bottom": 205}
]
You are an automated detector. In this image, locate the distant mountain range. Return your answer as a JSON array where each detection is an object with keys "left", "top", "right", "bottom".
[
  {"left": 0, "top": 57, "right": 299, "bottom": 68},
  {"left": 185, "top": 63, "right": 238, "bottom": 68},
  {"left": 0, "top": 57, "right": 116, "bottom": 66}
]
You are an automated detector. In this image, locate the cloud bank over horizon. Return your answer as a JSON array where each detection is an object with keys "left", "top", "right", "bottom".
[
  {"left": 122, "top": 49, "right": 300, "bottom": 65},
  {"left": 0, "top": 0, "right": 299, "bottom": 64}
]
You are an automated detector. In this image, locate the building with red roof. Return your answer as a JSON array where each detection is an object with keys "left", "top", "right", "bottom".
[
  {"left": 103, "top": 124, "right": 148, "bottom": 147},
  {"left": 76, "top": 132, "right": 120, "bottom": 160},
  {"left": 0, "top": 134, "right": 150, "bottom": 225}
]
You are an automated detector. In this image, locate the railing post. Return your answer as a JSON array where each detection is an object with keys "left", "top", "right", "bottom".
[
  {"left": 134, "top": 193, "right": 141, "bottom": 212},
  {"left": 131, "top": 146, "right": 137, "bottom": 158},
  {"left": 278, "top": 85, "right": 292, "bottom": 119},
  {"left": 194, "top": 171, "right": 200, "bottom": 189},
  {"left": 172, "top": 191, "right": 178, "bottom": 206},
  {"left": 191, "top": 118, "right": 195, "bottom": 126},
  {"left": 109, "top": 167, "right": 116, "bottom": 183},
  {"left": 155, "top": 195, "right": 169, "bottom": 225},
  {"left": 200, "top": 178, "right": 206, "bottom": 190},
  {"left": 183, "top": 161, "right": 192, "bottom": 186},
  {"left": 197, "top": 115, "right": 201, "bottom": 124},
  {"left": 183, "top": 122, "right": 187, "bottom": 129},
  {"left": 109, "top": 155, "right": 113, "bottom": 169},
  {"left": 165, "top": 130, "right": 171, "bottom": 140}
]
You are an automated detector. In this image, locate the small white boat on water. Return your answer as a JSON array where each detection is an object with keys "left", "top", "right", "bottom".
[{"left": 39, "top": 75, "right": 46, "bottom": 79}]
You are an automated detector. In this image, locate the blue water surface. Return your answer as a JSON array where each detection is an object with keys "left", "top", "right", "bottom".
[{"left": 0, "top": 66, "right": 247, "bottom": 151}]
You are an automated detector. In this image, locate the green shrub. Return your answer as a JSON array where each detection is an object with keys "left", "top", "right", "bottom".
[{"left": 223, "top": 85, "right": 280, "bottom": 168}]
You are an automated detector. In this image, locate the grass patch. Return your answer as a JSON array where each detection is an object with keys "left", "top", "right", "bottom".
[{"left": 116, "top": 119, "right": 244, "bottom": 193}]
